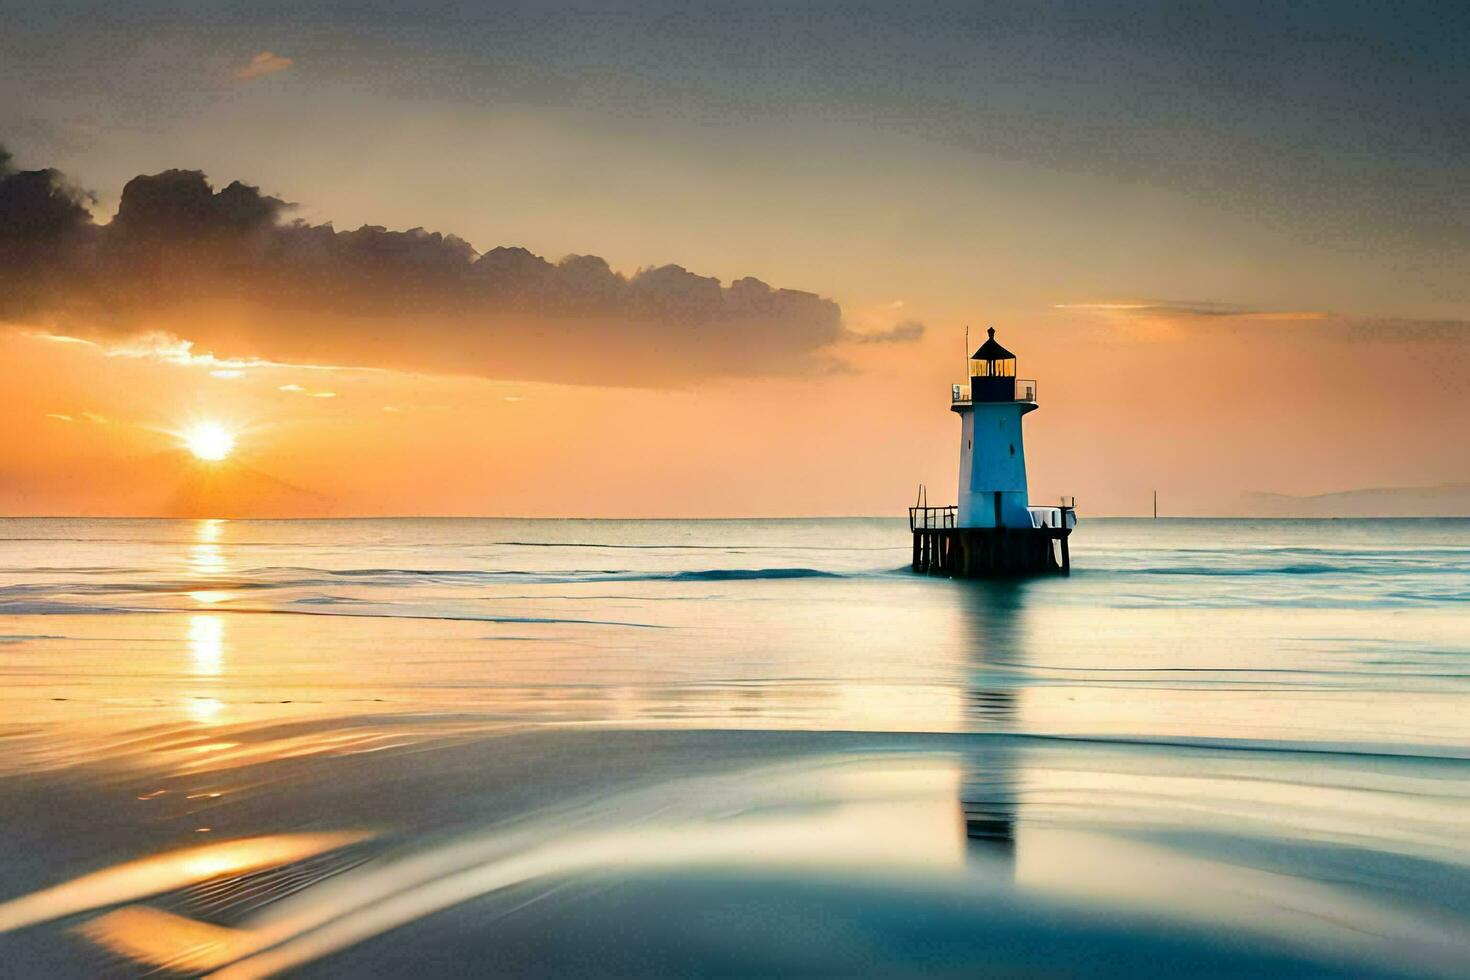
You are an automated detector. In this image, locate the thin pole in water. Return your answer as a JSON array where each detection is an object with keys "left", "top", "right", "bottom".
[{"left": 1153, "top": 490, "right": 1158, "bottom": 519}]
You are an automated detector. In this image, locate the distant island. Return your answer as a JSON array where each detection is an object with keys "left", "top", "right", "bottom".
[{"left": 1235, "top": 484, "right": 1470, "bottom": 518}]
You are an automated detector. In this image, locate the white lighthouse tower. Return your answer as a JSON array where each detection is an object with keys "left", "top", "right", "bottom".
[
  {"left": 953, "top": 327, "right": 1037, "bottom": 528},
  {"left": 910, "top": 325, "right": 1072, "bottom": 576}
]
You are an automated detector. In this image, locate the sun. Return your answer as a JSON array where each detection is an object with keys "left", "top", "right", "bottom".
[{"left": 181, "top": 422, "right": 237, "bottom": 461}]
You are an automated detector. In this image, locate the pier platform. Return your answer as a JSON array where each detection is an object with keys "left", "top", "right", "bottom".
[{"left": 909, "top": 505, "right": 1072, "bottom": 577}]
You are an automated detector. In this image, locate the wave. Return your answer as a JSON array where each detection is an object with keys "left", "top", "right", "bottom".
[
  {"left": 224, "top": 607, "right": 669, "bottom": 628},
  {"left": 1166, "top": 544, "right": 1470, "bottom": 555},
  {"left": 496, "top": 541, "right": 748, "bottom": 550},
  {"left": 0, "top": 565, "right": 850, "bottom": 618},
  {"left": 657, "top": 568, "right": 842, "bottom": 582},
  {"left": 494, "top": 541, "right": 904, "bottom": 552},
  {"left": 0, "top": 565, "right": 846, "bottom": 592},
  {"left": 1094, "top": 593, "right": 1465, "bottom": 610},
  {"left": 992, "top": 730, "right": 1470, "bottom": 764},
  {"left": 1100, "top": 561, "right": 1469, "bottom": 577},
  {"left": 1142, "top": 563, "right": 1354, "bottom": 576},
  {"left": 0, "top": 601, "right": 135, "bottom": 615},
  {"left": 659, "top": 727, "right": 1470, "bottom": 765},
  {"left": 0, "top": 578, "right": 295, "bottom": 598},
  {"left": 291, "top": 594, "right": 372, "bottom": 605},
  {"left": 304, "top": 566, "right": 845, "bottom": 584}
]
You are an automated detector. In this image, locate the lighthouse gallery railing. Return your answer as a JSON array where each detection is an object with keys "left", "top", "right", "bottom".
[{"left": 951, "top": 379, "right": 1037, "bottom": 405}]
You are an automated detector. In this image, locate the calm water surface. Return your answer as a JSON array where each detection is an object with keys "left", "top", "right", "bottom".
[{"left": 0, "top": 518, "right": 1466, "bottom": 975}]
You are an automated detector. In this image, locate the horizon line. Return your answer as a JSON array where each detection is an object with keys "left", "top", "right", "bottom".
[{"left": 2, "top": 514, "right": 1468, "bottom": 522}]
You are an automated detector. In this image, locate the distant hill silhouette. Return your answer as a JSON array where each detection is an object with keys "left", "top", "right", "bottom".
[
  {"left": 1238, "top": 484, "right": 1470, "bottom": 518},
  {"left": 160, "top": 452, "right": 331, "bottom": 518}
]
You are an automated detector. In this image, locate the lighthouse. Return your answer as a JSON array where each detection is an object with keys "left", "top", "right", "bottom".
[
  {"left": 955, "top": 327, "right": 1035, "bottom": 529},
  {"left": 910, "top": 327, "right": 1074, "bottom": 576}
]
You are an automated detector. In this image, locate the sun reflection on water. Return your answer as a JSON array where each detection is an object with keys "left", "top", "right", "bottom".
[
  {"left": 189, "top": 518, "right": 227, "bottom": 578},
  {"left": 186, "top": 697, "right": 224, "bottom": 723},
  {"left": 0, "top": 833, "right": 369, "bottom": 935},
  {"left": 188, "top": 615, "right": 224, "bottom": 675},
  {"left": 186, "top": 613, "right": 226, "bottom": 724}
]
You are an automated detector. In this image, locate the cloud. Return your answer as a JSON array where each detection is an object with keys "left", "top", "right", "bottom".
[
  {"left": 1055, "top": 301, "right": 1324, "bottom": 321},
  {"left": 1058, "top": 300, "right": 1468, "bottom": 341},
  {"left": 235, "top": 51, "right": 293, "bottom": 81},
  {"left": 0, "top": 151, "right": 847, "bottom": 386},
  {"left": 277, "top": 383, "right": 335, "bottom": 397},
  {"left": 846, "top": 319, "right": 925, "bottom": 344}
]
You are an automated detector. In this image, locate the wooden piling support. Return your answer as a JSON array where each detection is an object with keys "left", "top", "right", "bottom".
[{"left": 910, "top": 526, "right": 1072, "bottom": 579}]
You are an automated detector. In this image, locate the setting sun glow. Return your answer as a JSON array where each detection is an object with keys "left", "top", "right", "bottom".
[{"left": 181, "top": 423, "right": 236, "bottom": 462}]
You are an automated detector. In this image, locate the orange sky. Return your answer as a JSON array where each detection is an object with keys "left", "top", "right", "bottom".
[{"left": 2, "top": 297, "right": 1464, "bottom": 518}]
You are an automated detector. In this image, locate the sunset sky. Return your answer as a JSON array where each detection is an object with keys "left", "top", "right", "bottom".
[{"left": 2, "top": 1, "right": 1467, "bottom": 516}]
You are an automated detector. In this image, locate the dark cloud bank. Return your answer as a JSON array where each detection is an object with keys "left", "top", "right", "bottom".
[{"left": 0, "top": 149, "right": 891, "bottom": 385}]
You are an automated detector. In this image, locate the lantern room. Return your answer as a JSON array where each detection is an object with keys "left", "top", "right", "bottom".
[{"left": 969, "top": 327, "right": 1017, "bottom": 402}]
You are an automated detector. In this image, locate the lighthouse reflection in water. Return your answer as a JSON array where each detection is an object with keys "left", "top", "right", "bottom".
[{"left": 958, "top": 581, "right": 1025, "bottom": 870}]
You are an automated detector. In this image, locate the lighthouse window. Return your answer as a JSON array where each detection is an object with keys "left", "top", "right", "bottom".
[
  {"left": 970, "top": 359, "right": 1017, "bottom": 378},
  {"left": 1009, "top": 444, "right": 1015, "bottom": 456}
]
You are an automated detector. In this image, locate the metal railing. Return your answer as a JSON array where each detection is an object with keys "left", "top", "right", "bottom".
[
  {"left": 951, "top": 379, "right": 1037, "bottom": 404},
  {"left": 909, "top": 505, "right": 957, "bottom": 531},
  {"left": 1028, "top": 502, "right": 1077, "bottom": 530}
]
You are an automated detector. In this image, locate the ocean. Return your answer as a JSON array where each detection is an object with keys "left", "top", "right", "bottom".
[{"left": 0, "top": 517, "right": 1466, "bottom": 976}]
